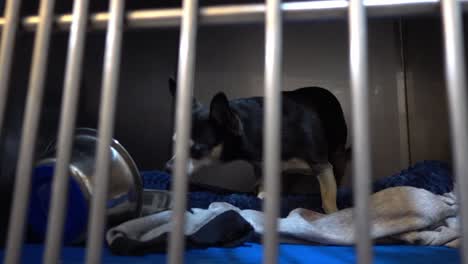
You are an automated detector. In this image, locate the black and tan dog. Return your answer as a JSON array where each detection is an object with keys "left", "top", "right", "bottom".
[{"left": 166, "top": 78, "right": 349, "bottom": 213}]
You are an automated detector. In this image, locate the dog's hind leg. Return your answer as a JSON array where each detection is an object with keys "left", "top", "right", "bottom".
[{"left": 316, "top": 162, "right": 338, "bottom": 214}]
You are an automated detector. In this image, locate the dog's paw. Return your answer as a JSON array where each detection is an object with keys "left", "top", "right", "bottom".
[
  {"left": 257, "top": 191, "right": 266, "bottom": 199},
  {"left": 323, "top": 203, "right": 338, "bottom": 214}
]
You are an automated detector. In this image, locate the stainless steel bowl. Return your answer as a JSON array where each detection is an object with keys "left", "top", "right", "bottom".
[{"left": 33, "top": 128, "right": 142, "bottom": 240}]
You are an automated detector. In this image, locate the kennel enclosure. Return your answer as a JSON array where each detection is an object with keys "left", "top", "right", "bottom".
[{"left": 0, "top": 0, "right": 466, "bottom": 263}]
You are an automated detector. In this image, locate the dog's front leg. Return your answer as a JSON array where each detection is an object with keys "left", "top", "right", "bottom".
[
  {"left": 317, "top": 163, "right": 338, "bottom": 213},
  {"left": 251, "top": 162, "right": 266, "bottom": 198}
]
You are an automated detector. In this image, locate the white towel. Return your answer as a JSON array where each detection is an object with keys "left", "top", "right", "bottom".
[{"left": 107, "top": 186, "right": 459, "bottom": 255}]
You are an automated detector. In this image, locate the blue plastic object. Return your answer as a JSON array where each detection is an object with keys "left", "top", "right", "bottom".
[
  {"left": 28, "top": 164, "right": 88, "bottom": 244},
  {"left": 1, "top": 243, "right": 459, "bottom": 264}
]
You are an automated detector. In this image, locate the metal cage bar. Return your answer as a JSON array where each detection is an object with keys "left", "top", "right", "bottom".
[
  {"left": 349, "top": 0, "right": 372, "bottom": 263},
  {"left": 85, "top": 0, "right": 125, "bottom": 263},
  {"left": 262, "top": 0, "right": 283, "bottom": 263},
  {"left": 3, "top": 0, "right": 56, "bottom": 263},
  {"left": 2, "top": 0, "right": 468, "bottom": 32},
  {"left": 42, "top": 0, "right": 90, "bottom": 263},
  {"left": 167, "top": 0, "right": 199, "bottom": 264},
  {"left": 441, "top": 0, "right": 468, "bottom": 263},
  {"left": 0, "top": 0, "right": 21, "bottom": 135}
]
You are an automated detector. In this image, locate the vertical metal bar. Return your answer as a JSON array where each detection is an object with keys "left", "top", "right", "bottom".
[
  {"left": 167, "top": 0, "right": 199, "bottom": 263},
  {"left": 3, "top": 0, "right": 56, "bottom": 263},
  {"left": 262, "top": 0, "right": 282, "bottom": 264},
  {"left": 0, "top": 0, "right": 22, "bottom": 134},
  {"left": 441, "top": 0, "right": 468, "bottom": 263},
  {"left": 349, "top": 0, "right": 372, "bottom": 263},
  {"left": 42, "top": 0, "right": 89, "bottom": 263},
  {"left": 85, "top": 0, "right": 124, "bottom": 263},
  {"left": 396, "top": 19, "right": 411, "bottom": 168}
]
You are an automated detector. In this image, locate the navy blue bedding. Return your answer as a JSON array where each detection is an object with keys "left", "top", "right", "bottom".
[{"left": 142, "top": 160, "right": 453, "bottom": 216}]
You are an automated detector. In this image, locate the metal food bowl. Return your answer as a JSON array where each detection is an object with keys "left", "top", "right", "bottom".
[{"left": 28, "top": 128, "right": 142, "bottom": 244}]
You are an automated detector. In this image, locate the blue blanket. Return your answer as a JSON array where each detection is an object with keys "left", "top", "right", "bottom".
[{"left": 142, "top": 160, "right": 453, "bottom": 217}]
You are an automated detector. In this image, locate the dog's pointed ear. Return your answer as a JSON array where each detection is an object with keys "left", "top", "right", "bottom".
[
  {"left": 210, "top": 92, "right": 243, "bottom": 136},
  {"left": 169, "top": 76, "right": 203, "bottom": 111}
]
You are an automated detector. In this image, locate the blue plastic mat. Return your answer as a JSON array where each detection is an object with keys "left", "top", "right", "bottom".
[{"left": 1, "top": 243, "right": 459, "bottom": 264}]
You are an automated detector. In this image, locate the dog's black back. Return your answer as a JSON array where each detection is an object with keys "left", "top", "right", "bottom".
[
  {"left": 168, "top": 80, "right": 349, "bottom": 186},
  {"left": 283, "top": 87, "right": 347, "bottom": 156},
  {"left": 283, "top": 88, "right": 349, "bottom": 184},
  {"left": 219, "top": 87, "right": 348, "bottom": 184}
]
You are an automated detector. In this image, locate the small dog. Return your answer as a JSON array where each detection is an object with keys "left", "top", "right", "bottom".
[{"left": 166, "top": 78, "right": 349, "bottom": 213}]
